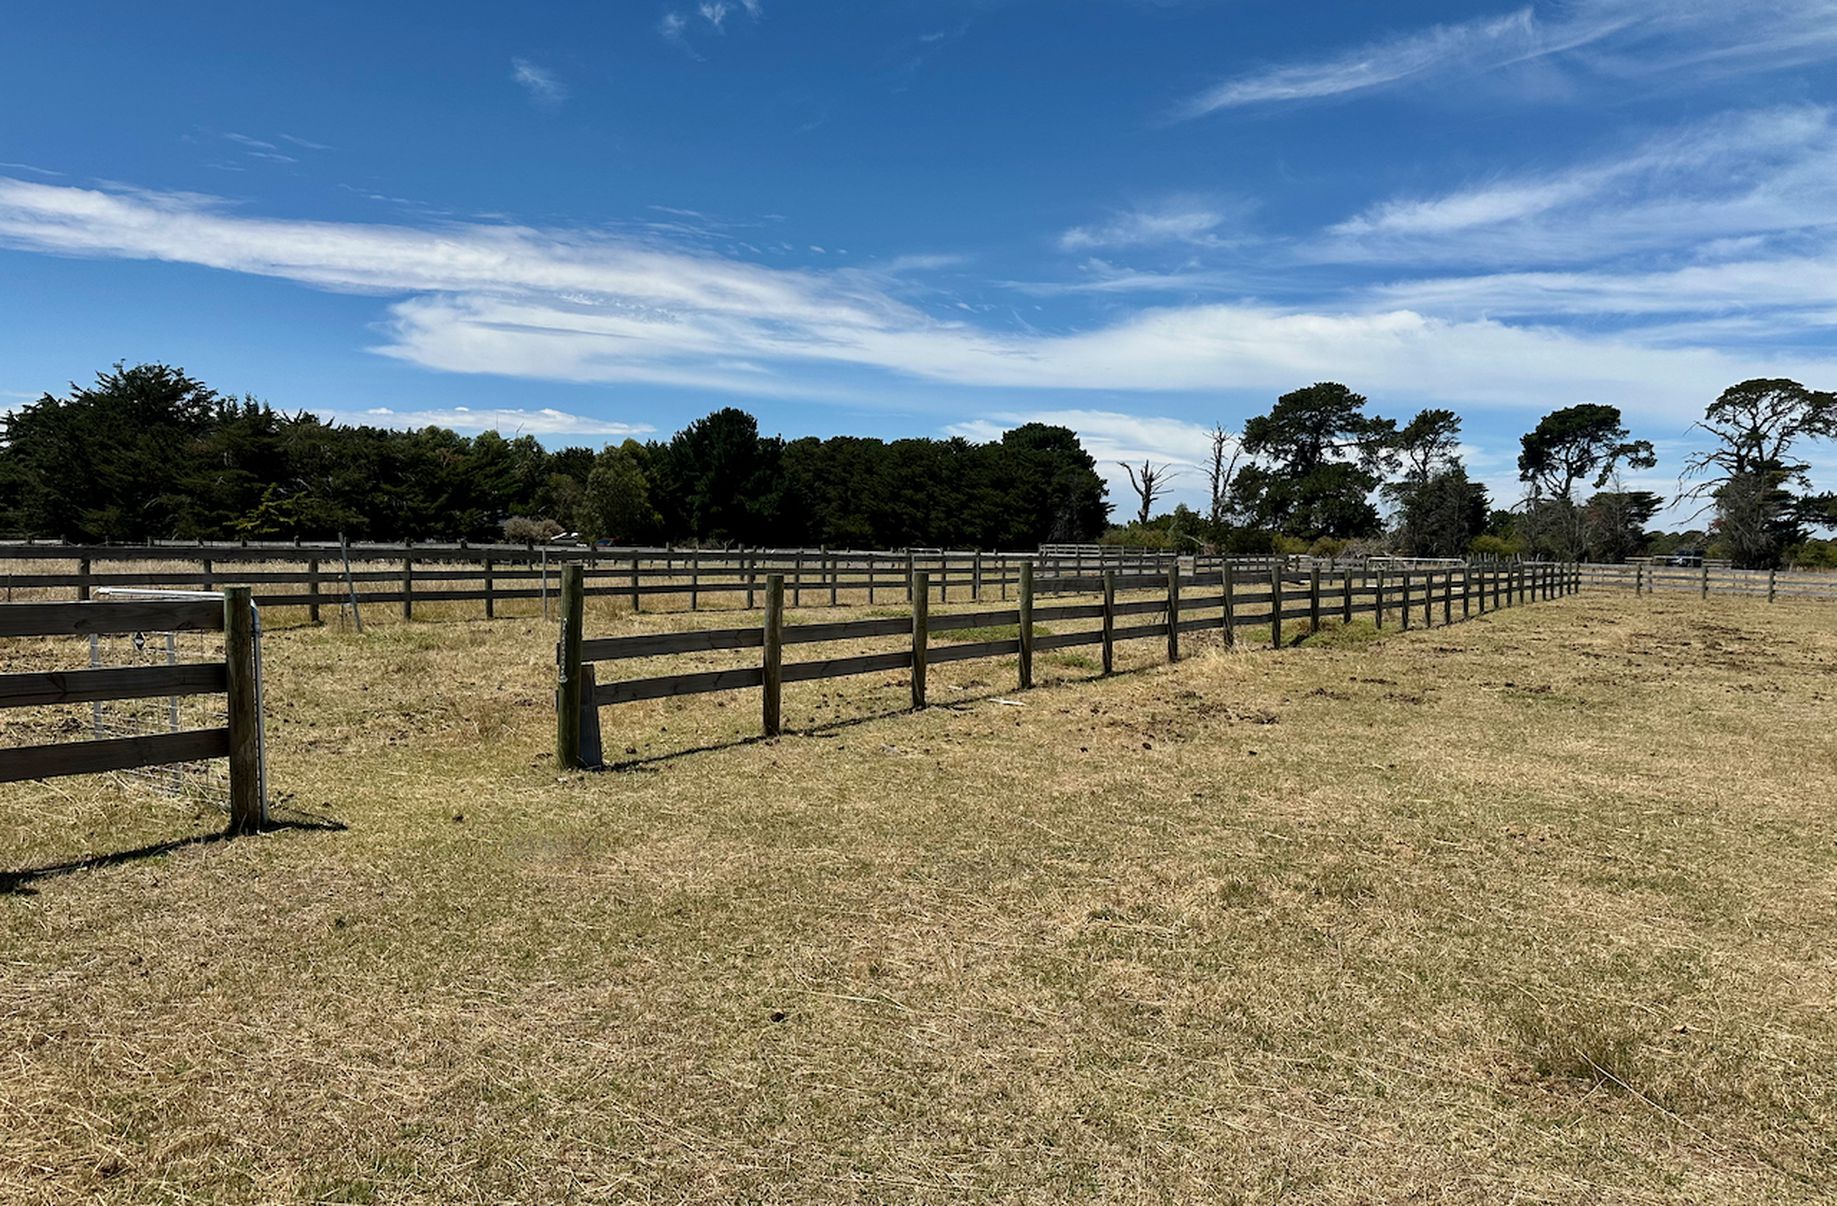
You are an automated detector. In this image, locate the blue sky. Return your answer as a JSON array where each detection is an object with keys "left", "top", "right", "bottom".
[{"left": 4, "top": 0, "right": 1837, "bottom": 523}]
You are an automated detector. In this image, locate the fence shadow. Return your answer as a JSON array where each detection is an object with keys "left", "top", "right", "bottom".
[
  {"left": 0, "top": 815, "right": 345, "bottom": 896},
  {"left": 594, "top": 655, "right": 1177, "bottom": 773}
]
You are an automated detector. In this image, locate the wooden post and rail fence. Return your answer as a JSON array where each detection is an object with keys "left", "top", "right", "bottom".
[
  {"left": 555, "top": 561, "right": 1582, "bottom": 768},
  {"left": 0, "top": 590, "right": 265, "bottom": 833}
]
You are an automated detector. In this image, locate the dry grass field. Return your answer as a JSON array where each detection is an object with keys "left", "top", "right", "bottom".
[{"left": 2, "top": 589, "right": 1835, "bottom": 1202}]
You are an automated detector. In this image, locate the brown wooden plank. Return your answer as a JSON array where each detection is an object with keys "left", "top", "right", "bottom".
[
  {"left": 925, "top": 637, "right": 1020, "bottom": 664},
  {"left": 929, "top": 608, "right": 1022, "bottom": 633},
  {"left": 0, "top": 599, "right": 224, "bottom": 637},
  {"left": 0, "top": 662, "right": 227, "bottom": 709},
  {"left": 782, "top": 649, "right": 914, "bottom": 682},
  {"left": 582, "top": 627, "right": 763, "bottom": 661},
  {"left": 1030, "top": 601, "right": 1105, "bottom": 623},
  {"left": 0, "top": 727, "right": 231, "bottom": 784},
  {"left": 782, "top": 616, "right": 913, "bottom": 644},
  {"left": 1032, "top": 628, "right": 1104, "bottom": 652},
  {"left": 1111, "top": 621, "right": 1170, "bottom": 642},
  {"left": 593, "top": 666, "right": 765, "bottom": 705}
]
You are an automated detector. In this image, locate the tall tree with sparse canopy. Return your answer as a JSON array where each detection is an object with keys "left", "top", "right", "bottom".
[
  {"left": 1681, "top": 378, "right": 1837, "bottom": 568},
  {"left": 1383, "top": 408, "right": 1483, "bottom": 556},
  {"left": 1230, "top": 382, "right": 1397, "bottom": 539},
  {"left": 1516, "top": 404, "right": 1655, "bottom": 560}
]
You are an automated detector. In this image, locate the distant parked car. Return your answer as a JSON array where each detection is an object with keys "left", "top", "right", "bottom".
[{"left": 1665, "top": 549, "right": 1704, "bottom": 567}]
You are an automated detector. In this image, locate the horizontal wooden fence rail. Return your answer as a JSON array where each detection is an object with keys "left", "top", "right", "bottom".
[
  {"left": 1574, "top": 562, "right": 1837, "bottom": 602},
  {"left": 556, "top": 561, "right": 1581, "bottom": 767},
  {"left": 0, "top": 590, "right": 264, "bottom": 833},
  {"left": 0, "top": 541, "right": 1287, "bottom": 623}
]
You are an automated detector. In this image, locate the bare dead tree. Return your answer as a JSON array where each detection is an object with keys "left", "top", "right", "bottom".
[
  {"left": 1119, "top": 459, "right": 1179, "bottom": 526},
  {"left": 1206, "top": 424, "right": 1242, "bottom": 529}
]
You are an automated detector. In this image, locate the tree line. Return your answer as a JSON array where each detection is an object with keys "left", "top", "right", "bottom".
[
  {"left": 2, "top": 363, "right": 1831, "bottom": 567},
  {"left": 1113, "top": 379, "right": 1836, "bottom": 569},
  {"left": 0, "top": 364, "right": 1108, "bottom": 549}
]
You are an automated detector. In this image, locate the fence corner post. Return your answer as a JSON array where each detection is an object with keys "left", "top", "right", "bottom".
[
  {"left": 555, "top": 564, "right": 585, "bottom": 771},
  {"left": 762, "top": 574, "right": 784, "bottom": 737},
  {"left": 223, "top": 585, "right": 263, "bottom": 835},
  {"left": 911, "top": 569, "right": 929, "bottom": 709},
  {"left": 1018, "top": 561, "right": 1035, "bottom": 689}
]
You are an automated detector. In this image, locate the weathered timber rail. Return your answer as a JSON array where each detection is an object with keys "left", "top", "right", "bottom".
[
  {"left": 0, "top": 591, "right": 264, "bottom": 832},
  {"left": 556, "top": 561, "right": 1581, "bottom": 767},
  {"left": 0, "top": 540, "right": 1224, "bottom": 620},
  {"left": 1577, "top": 562, "right": 1837, "bottom": 602}
]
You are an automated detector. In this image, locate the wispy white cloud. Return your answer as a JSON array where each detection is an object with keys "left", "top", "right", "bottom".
[
  {"left": 1058, "top": 200, "right": 1241, "bottom": 251},
  {"left": 1180, "top": 0, "right": 1837, "bottom": 116},
  {"left": 0, "top": 176, "right": 1830, "bottom": 426},
  {"left": 325, "top": 405, "right": 649, "bottom": 438},
  {"left": 510, "top": 57, "right": 565, "bottom": 105},
  {"left": 1319, "top": 106, "right": 1837, "bottom": 265},
  {"left": 660, "top": 0, "right": 761, "bottom": 48},
  {"left": 1182, "top": 8, "right": 1562, "bottom": 114}
]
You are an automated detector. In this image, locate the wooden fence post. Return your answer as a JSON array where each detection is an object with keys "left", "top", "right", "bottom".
[
  {"left": 1308, "top": 565, "right": 1322, "bottom": 635},
  {"left": 1102, "top": 570, "right": 1116, "bottom": 674},
  {"left": 1167, "top": 563, "right": 1181, "bottom": 662},
  {"left": 1401, "top": 571, "right": 1413, "bottom": 631},
  {"left": 1342, "top": 568, "right": 1354, "bottom": 624},
  {"left": 77, "top": 557, "right": 92, "bottom": 602},
  {"left": 1374, "top": 571, "right": 1385, "bottom": 628},
  {"left": 1222, "top": 563, "right": 1236, "bottom": 648},
  {"left": 1443, "top": 570, "right": 1453, "bottom": 625},
  {"left": 905, "top": 550, "right": 915, "bottom": 602},
  {"left": 1768, "top": 567, "right": 1777, "bottom": 603},
  {"left": 201, "top": 557, "right": 214, "bottom": 593},
  {"left": 1462, "top": 566, "right": 1472, "bottom": 618},
  {"left": 483, "top": 558, "right": 495, "bottom": 619},
  {"left": 555, "top": 565, "right": 585, "bottom": 770},
  {"left": 690, "top": 550, "right": 701, "bottom": 611},
  {"left": 911, "top": 570, "right": 928, "bottom": 709},
  {"left": 746, "top": 552, "right": 757, "bottom": 610},
  {"left": 402, "top": 557, "right": 413, "bottom": 620},
  {"left": 630, "top": 554, "right": 641, "bottom": 613},
  {"left": 1018, "top": 562, "right": 1034, "bottom": 689},
  {"left": 1701, "top": 562, "right": 1710, "bottom": 600},
  {"left": 1270, "top": 564, "right": 1283, "bottom": 649},
  {"left": 307, "top": 557, "right": 322, "bottom": 624},
  {"left": 828, "top": 550, "right": 838, "bottom": 608},
  {"left": 973, "top": 550, "right": 983, "bottom": 602},
  {"left": 223, "top": 585, "right": 263, "bottom": 835},
  {"left": 867, "top": 553, "right": 877, "bottom": 606},
  {"left": 763, "top": 574, "right": 784, "bottom": 737}
]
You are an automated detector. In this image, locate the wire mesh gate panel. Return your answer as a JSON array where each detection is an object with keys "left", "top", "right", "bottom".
[{"left": 88, "top": 589, "right": 267, "bottom": 817}]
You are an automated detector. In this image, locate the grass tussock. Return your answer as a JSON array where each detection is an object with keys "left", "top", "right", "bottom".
[{"left": 3, "top": 590, "right": 1837, "bottom": 1200}]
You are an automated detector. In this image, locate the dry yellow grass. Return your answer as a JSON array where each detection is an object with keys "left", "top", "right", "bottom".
[{"left": 2, "top": 589, "right": 1835, "bottom": 1202}]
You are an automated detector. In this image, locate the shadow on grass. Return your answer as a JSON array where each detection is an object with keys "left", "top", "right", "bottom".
[
  {"left": 593, "top": 654, "right": 1176, "bottom": 773},
  {"left": 0, "top": 815, "right": 346, "bottom": 897}
]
